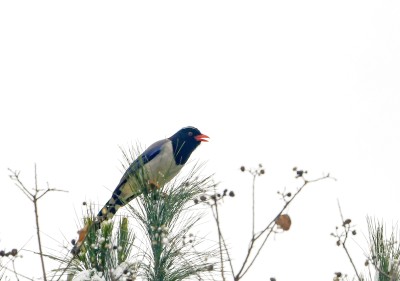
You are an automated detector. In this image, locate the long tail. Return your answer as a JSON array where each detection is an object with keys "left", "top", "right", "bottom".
[
  {"left": 71, "top": 178, "right": 145, "bottom": 255},
  {"left": 97, "top": 195, "right": 126, "bottom": 222},
  {"left": 71, "top": 195, "right": 132, "bottom": 255}
]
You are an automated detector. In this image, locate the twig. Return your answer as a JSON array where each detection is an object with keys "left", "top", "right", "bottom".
[
  {"left": 234, "top": 172, "right": 334, "bottom": 280},
  {"left": 2, "top": 263, "right": 34, "bottom": 281},
  {"left": 337, "top": 200, "right": 362, "bottom": 281},
  {"left": 211, "top": 198, "right": 232, "bottom": 281},
  {"left": 8, "top": 165, "right": 68, "bottom": 281},
  {"left": 251, "top": 173, "right": 256, "bottom": 237},
  {"left": 33, "top": 165, "right": 47, "bottom": 280},
  {"left": 212, "top": 195, "right": 226, "bottom": 281},
  {"left": 12, "top": 259, "right": 20, "bottom": 281}
]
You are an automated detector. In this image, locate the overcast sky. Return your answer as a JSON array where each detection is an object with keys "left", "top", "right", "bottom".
[{"left": 1, "top": 1, "right": 400, "bottom": 280}]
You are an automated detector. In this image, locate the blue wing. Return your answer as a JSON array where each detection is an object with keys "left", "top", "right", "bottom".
[
  {"left": 97, "top": 139, "right": 170, "bottom": 220},
  {"left": 114, "top": 139, "right": 169, "bottom": 190}
]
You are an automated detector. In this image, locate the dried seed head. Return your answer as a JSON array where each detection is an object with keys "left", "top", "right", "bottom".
[
  {"left": 71, "top": 239, "right": 76, "bottom": 245},
  {"left": 343, "top": 219, "right": 351, "bottom": 226},
  {"left": 270, "top": 278, "right": 276, "bottom": 281},
  {"left": 229, "top": 191, "right": 235, "bottom": 197},
  {"left": 200, "top": 195, "right": 207, "bottom": 201},
  {"left": 194, "top": 198, "right": 199, "bottom": 204},
  {"left": 82, "top": 201, "right": 87, "bottom": 206},
  {"left": 286, "top": 192, "right": 292, "bottom": 197},
  {"left": 0, "top": 250, "right": 5, "bottom": 257},
  {"left": 336, "top": 240, "right": 341, "bottom": 246},
  {"left": 260, "top": 169, "right": 265, "bottom": 175},
  {"left": 240, "top": 166, "right": 245, "bottom": 172},
  {"left": 364, "top": 260, "right": 369, "bottom": 266},
  {"left": 335, "top": 272, "right": 342, "bottom": 277},
  {"left": 352, "top": 230, "right": 357, "bottom": 235},
  {"left": 11, "top": 249, "right": 17, "bottom": 256},
  {"left": 207, "top": 264, "right": 214, "bottom": 271}
]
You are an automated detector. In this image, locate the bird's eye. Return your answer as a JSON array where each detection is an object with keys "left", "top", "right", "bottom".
[{"left": 188, "top": 131, "right": 193, "bottom": 137}]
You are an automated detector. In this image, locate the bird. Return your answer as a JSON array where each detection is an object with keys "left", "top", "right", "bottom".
[{"left": 71, "top": 126, "right": 209, "bottom": 254}]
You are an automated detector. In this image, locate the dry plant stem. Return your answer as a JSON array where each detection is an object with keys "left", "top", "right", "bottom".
[
  {"left": 9, "top": 165, "right": 67, "bottom": 281},
  {"left": 12, "top": 259, "right": 20, "bottom": 281},
  {"left": 213, "top": 198, "right": 225, "bottom": 281},
  {"left": 234, "top": 174, "right": 334, "bottom": 280},
  {"left": 252, "top": 173, "right": 256, "bottom": 237},
  {"left": 3, "top": 264, "right": 33, "bottom": 281},
  {"left": 367, "top": 264, "right": 373, "bottom": 281},
  {"left": 1, "top": 239, "right": 34, "bottom": 281},
  {"left": 216, "top": 208, "right": 235, "bottom": 276},
  {"left": 54, "top": 255, "right": 75, "bottom": 281},
  {"left": 233, "top": 172, "right": 258, "bottom": 281},
  {"left": 337, "top": 200, "right": 362, "bottom": 281},
  {"left": 211, "top": 197, "right": 235, "bottom": 281},
  {"left": 33, "top": 166, "right": 47, "bottom": 281}
]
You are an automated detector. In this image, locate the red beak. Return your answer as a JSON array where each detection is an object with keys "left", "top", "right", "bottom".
[{"left": 194, "top": 134, "right": 209, "bottom": 142}]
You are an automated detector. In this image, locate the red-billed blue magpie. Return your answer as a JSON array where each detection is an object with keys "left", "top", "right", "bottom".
[
  {"left": 98, "top": 126, "right": 209, "bottom": 221},
  {"left": 72, "top": 126, "right": 208, "bottom": 254}
]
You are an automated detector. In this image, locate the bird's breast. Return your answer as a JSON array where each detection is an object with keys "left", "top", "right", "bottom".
[{"left": 142, "top": 141, "right": 182, "bottom": 186}]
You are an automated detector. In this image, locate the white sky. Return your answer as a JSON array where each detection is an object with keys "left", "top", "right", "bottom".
[{"left": 1, "top": 1, "right": 400, "bottom": 280}]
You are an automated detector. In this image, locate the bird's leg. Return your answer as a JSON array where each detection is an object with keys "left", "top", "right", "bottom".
[
  {"left": 147, "top": 179, "right": 160, "bottom": 191},
  {"left": 146, "top": 179, "right": 168, "bottom": 200}
]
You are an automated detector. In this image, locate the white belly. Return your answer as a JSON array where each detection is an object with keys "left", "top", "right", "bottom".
[
  {"left": 142, "top": 141, "right": 182, "bottom": 185},
  {"left": 119, "top": 141, "right": 183, "bottom": 201}
]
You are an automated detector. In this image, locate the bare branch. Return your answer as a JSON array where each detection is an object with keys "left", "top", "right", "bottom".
[
  {"left": 12, "top": 259, "right": 20, "bottom": 281},
  {"left": 235, "top": 172, "right": 334, "bottom": 280},
  {"left": 8, "top": 165, "right": 68, "bottom": 281},
  {"left": 336, "top": 200, "right": 362, "bottom": 281},
  {"left": 37, "top": 188, "right": 68, "bottom": 200},
  {"left": 8, "top": 168, "right": 34, "bottom": 200}
]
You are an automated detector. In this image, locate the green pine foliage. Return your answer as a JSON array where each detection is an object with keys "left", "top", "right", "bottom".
[
  {"left": 68, "top": 214, "right": 136, "bottom": 280},
  {"left": 53, "top": 144, "right": 218, "bottom": 281},
  {"left": 127, "top": 168, "right": 217, "bottom": 281},
  {"left": 367, "top": 217, "right": 400, "bottom": 281},
  {"left": 65, "top": 166, "right": 216, "bottom": 280}
]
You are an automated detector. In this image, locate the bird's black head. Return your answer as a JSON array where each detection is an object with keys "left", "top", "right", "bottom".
[{"left": 168, "top": 126, "right": 209, "bottom": 165}]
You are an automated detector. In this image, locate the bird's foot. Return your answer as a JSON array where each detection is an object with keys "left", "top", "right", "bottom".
[
  {"left": 147, "top": 179, "right": 160, "bottom": 191},
  {"left": 145, "top": 180, "right": 169, "bottom": 200}
]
